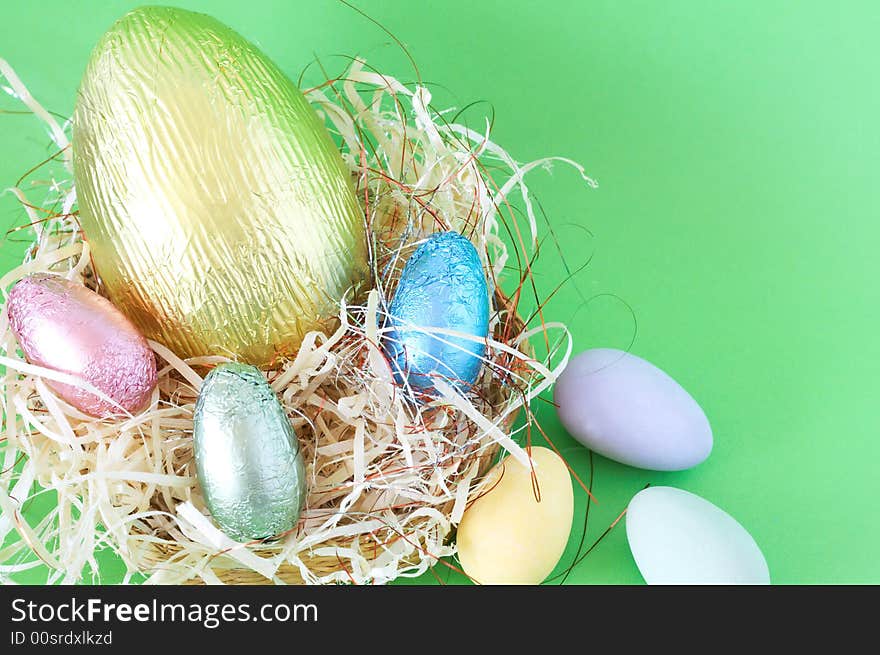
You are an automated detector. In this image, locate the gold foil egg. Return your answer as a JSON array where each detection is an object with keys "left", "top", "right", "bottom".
[{"left": 72, "top": 6, "right": 367, "bottom": 365}]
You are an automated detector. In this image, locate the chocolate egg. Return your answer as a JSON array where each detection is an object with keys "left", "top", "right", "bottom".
[
  {"left": 626, "top": 486, "right": 770, "bottom": 584},
  {"left": 6, "top": 274, "right": 157, "bottom": 417},
  {"left": 554, "top": 349, "right": 713, "bottom": 470},
  {"left": 456, "top": 447, "right": 574, "bottom": 584},
  {"left": 384, "top": 232, "right": 489, "bottom": 392},
  {"left": 193, "top": 362, "right": 306, "bottom": 542},
  {"left": 72, "top": 7, "right": 367, "bottom": 366}
]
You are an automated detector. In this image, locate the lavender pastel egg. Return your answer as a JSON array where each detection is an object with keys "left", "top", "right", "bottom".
[
  {"left": 384, "top": 232, "right": 490, "bottom": 393},
  {"left": 6, "top": 274, "right": 157, "bottom": 417},
  {"left": 626, "top": 486, "right": 770, "bottom": 584},
  {"left": 554, "top": 348, "right": 712, "bottom": 471}
]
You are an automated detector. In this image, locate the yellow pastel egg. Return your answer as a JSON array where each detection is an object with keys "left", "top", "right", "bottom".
[{"left": 457, "top": 446, "right": 574, "bottom": 584}]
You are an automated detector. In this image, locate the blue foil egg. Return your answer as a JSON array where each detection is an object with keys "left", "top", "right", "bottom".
[
  {"left": 193, "top": 362, "right": 306, "bottom": 542},
  {"left": 385, "top": 232, "right": 490, "bottom": 392}
]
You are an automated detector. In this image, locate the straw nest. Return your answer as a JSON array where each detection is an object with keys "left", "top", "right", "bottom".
[{"left": 0, "top": 58, "right": 593, "bottom": 584}]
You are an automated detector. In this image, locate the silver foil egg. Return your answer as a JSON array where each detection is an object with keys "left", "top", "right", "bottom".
[
  {"left": 193, "top": 362, "right": 306, "bottom": 541},
  {"left": 384, "top": 232, "right": 490, "bottom": 393}
]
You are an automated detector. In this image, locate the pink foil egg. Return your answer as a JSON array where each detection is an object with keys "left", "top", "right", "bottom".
[{"left": 7, "top": 274, "right": 157, "bottom": 418}]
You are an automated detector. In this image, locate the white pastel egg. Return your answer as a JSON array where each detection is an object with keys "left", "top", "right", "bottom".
[
  {"left": 554, "top": 348, "right": 712, "bottom": 470},
  {"left": 626, "top": 486, "right": 770, "bottom": 585}
]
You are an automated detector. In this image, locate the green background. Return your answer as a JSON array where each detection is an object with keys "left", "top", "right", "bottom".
[{"left": 1, "top": 0, "right": 878, "bottom": 584}]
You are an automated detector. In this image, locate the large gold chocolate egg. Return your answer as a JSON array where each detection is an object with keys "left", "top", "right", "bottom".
[{"left": 72, "top": 6, "right": 366, "bottom": 365}]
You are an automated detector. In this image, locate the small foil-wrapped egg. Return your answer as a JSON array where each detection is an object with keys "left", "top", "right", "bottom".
[
  {"left": 6, "top": 274, "right": 157, "bottom": 417},
  {"left": 384, "top": 232, "right": 490, "bottom": 393},
  {"left": 193, "top": 362, "right": 306, "bottom": 542}
]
